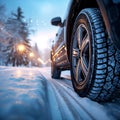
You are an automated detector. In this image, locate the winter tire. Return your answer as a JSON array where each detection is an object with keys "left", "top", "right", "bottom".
[
  {"left": 70, "top": 8, "right": 120, "bottom": 102},
  {"left": 51, "top": 61, "right": 61, "bottom": 79}
]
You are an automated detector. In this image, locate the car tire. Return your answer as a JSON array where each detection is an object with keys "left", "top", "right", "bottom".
[
  {"left": 51, "top": 61, "right": 61, "bottom": 79},
  {"left": 70, "top": 8, "right": 120, "bottom": 101}
]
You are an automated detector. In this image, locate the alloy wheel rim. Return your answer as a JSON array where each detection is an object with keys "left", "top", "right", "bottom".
[{"left": 72, "top": 24, "right": 90, "bottom": 85}]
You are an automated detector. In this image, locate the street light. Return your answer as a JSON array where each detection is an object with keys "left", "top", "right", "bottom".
[{"left": 17, "top": 44, "right": 25, "bottom": 52}]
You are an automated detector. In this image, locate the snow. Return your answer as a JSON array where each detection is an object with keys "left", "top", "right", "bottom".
[{"left": 0, "top": 66, "right": 120, "bottom": 120}]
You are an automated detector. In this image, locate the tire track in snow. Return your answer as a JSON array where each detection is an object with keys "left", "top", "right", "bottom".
[
  {"left": 52, "top": 78, "right": 95, "bottom": 120},
  {"left": 40, "top": 73, "right": 106, "bottom": 120},
  {"left": 51, "top": 80, "right": 95, "bottom": 120},
  {"left": 51, "top": 79, "right": 111, "bottom": 120},
  {"left": 39, "top": 69, "right": 113, "bottom": 120},
  {"left": 38, "top": 67, "right": 119, "bottom": 120},
  {"left": 40, "top": 73, "right": 77, "bottom": 120},
  {"left": 40, "top": 75, "right": 62, "bottom": 120}
]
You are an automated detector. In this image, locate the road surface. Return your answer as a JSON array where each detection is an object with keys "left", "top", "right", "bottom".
[{"left": 0, "top": 66, "right": 120, "bottom": 120}]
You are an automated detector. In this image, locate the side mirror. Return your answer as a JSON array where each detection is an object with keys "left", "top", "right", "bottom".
[{"left": 51, "top": 17, "right": 63, "bottom": 27}]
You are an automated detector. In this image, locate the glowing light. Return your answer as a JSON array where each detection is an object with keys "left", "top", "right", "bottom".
[
  {"left": 17, "top": 44, "right": 25, "bottom": 52},
  {"left": 29, "top": 52, "right": 34, "bottom": 57},
  {"left": 30, "top": 31, "right": 54, "bottom": 50},
  {"left": 37, "top": 58, "right": 45, "bottom": 64}
]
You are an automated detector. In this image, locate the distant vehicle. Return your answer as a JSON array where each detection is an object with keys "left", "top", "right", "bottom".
[{"left": 51, "top": 0, "right": 120, "bottom": 102}]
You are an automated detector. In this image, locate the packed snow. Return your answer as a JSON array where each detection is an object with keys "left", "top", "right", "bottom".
[{"left": 0, "top": 66, "right": 120, "bottom": 120}]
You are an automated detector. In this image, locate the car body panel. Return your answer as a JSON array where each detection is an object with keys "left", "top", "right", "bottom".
[{"left": 51, "top": 26, "right": 70, "bottom": 70}]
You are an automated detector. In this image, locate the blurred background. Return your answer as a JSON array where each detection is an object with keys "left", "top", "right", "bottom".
[{"left": 0, "top": 0, "right": 70, "bottom": 67}]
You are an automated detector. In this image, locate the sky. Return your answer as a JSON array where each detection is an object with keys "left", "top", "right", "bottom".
[{"left": 0, "top": 0, "right": 70, "bottom": 50}]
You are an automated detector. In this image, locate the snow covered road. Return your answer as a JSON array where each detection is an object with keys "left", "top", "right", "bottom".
[{"left": 0, "top": 66, "right": 120, "bottom": 120}]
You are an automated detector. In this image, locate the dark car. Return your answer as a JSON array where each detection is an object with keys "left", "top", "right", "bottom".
[{"left": 51, "top": 0, "right": 120, "bottom": 102}]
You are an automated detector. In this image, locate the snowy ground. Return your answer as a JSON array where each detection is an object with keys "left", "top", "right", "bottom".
[{"left": 0, "top": 66, "right": 120, "bottom": 120}]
